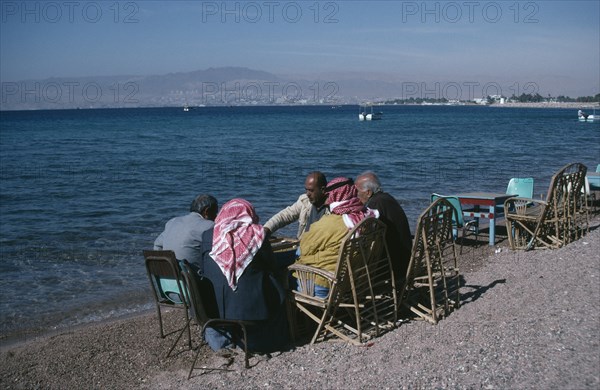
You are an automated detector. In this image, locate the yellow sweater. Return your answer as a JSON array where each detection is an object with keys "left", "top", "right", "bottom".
[{"left": 297, "top": 214, "right": 348, "bottom": 286}]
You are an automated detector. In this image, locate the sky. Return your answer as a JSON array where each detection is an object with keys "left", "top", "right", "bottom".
[{"left": 1, "top": 0, "right": 599, "bottom": 97}]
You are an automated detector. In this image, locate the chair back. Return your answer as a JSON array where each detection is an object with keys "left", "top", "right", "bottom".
[
  {"left": 431, "top": 193, "right": 464, "bottom": 227},
  {"left": 544, "top": 162, "right": 586, "bottom": 226},
  {"left": 506, "top": 178, "right": 534, "bottom": 198},
  {"left": 331, "top": 217, "right": 397, "bottom": 331},
  {"left": 144, "top": 250, "right": 188, "bottom": 305},
  {"left": 180, "top": 261, "right": 251, "bottom": 377},
  {"left": 400, "top": 197, "right": 460, "bottom": 324},
  {"left": 143, "top": 250, "right": 192, "bottom": 356},
  {"left": 584, "top": 177, "right": 591, "bottom": 195},
  {"left": 289, "top": 217, "right": 397, "bottom": 344},
  {"left": 181, "top": 261, "right": 220, "bottom": 325},
  {"left": 505, "top": 163, "right": 588, "bottom": 250}
]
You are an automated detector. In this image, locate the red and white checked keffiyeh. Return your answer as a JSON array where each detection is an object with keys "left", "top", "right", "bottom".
[
  {"left": 326, "top": 177, "right": 378, "bottom": 229},
  {"left": 209, "top": 198, "right": 265, "bottom": 290}
]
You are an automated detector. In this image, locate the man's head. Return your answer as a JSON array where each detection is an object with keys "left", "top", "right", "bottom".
[
  {"left": 190, "top": 194, "right": 218, "bottom": 221},
  {"left": 304, "top": 171, "right": 327, "bottom": 207},
  {"left": 355, "top": 171, "right": 381, "bottom": 205}
]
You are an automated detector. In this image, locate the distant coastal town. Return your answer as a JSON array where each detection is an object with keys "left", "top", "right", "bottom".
[
  {"left": 1, "top": 67, "right": 598, "bottom": 111},
  {"left": 381, "top": 93, "right": 600, "bottom": 108}
]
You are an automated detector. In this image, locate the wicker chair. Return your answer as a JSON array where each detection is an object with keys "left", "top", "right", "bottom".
[
  {"left": 399, "top": 198, "right": 460, "bottom": 325},
  {"left": 504, "top": 162, "right": 588, "bottom": 250},
  {"left": 288, "top": 217, "right": 398, "bottom": 345}
]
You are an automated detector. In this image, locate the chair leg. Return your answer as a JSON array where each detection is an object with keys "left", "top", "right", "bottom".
[
  {"left": 166, "top": 317, "right": 192, "bottom": 357},
  {"left": 285, "top": 295, "right": 297, "bottom": 345},
  {"left": 156, "top": 305, "right": 165, "bottom": 338},
  {"left": 240, "top": 324, "right": 250, "bottom": 369},
  {"left": 188, "top": 346, "right": 202, "bottom": 379}
]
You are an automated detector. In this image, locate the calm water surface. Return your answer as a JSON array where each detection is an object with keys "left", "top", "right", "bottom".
[{"left": 1, "top": 105, "right": 598, "bottom": 340}]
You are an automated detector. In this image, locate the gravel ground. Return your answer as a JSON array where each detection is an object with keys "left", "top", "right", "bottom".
[{"left": 2, "top": 219, "right": 599, "bottom": 389}]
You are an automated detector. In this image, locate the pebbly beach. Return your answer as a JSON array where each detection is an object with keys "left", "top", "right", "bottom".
[{"left": 2, "top": 215, "right": 599, "bottom": 390}]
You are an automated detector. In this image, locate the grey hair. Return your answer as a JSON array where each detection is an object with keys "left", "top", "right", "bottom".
[
  {"left": 190, "top": 194, "right": 218, "bottom": 214},
  {"left": 357, "top": 171, "right": 382, "bottom": 193}
]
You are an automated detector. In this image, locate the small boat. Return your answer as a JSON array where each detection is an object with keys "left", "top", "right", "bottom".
[
  {"left": 183, "top": 104, "right": 190, "bottom": 112},
  {"left": 358, "top": 104, "right": 382, "bottom": 121},
  {"left": 578, "top": 109, "right": 595, "bottom": 121}
]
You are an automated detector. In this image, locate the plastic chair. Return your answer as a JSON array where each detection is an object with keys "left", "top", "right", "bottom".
[
  {"left": 501, "top": 177, "right": 535, "bottom": 213},
  {"left": 431, "top": 194, "right": 478, "bottom": 254},
  {"left": 583, "top": 176, "right": 597, "bottom": 213},
  {"left": 506, "top": 178, "right": 534, "bottom": 198},
  {"left": 181, "top": 261, "right": 250, "bottom": 378},
  {"left": 143, "top": 250, "right": 192, "bottom": 357}
]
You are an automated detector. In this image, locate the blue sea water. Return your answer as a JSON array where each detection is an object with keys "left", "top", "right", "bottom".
[{"left": 1, "top": 105, "right": 598, "bottom": 341}]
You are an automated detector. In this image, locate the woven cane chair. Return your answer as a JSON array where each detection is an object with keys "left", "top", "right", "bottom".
[
  {"left": 504, "top": 162, "right": 588, "bottom": 250},
  {"left": 143, "top": 250, "right": 192, "bottom": 357},
  {"left": 289, "top": 217, "right": 398, "bottom": 345},
  {"left": 399, "top": 198, "right": 460, "bottom": 325}
]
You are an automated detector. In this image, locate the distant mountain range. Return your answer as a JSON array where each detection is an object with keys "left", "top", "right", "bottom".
[
  {"left": 1, "top": 66, "right": 592, "bottom": 110},
  {"left": 1, "top": 66, "right": 405, "bottom": 110}
]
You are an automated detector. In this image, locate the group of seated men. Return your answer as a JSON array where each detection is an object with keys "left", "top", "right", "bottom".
[{"left": 153, "top": 171, "right": 412, "bottom": 352}]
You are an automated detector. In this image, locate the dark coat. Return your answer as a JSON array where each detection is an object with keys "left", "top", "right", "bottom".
[
  {"left": 201, "top": 229, "right": 285, "bottom": 321},
  {"left": 366, "top": 192, "right": 413, "bottom": 283}
]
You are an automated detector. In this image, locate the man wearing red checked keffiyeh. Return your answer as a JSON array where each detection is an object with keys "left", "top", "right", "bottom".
[
  {"left": 295, "top": 177, "right": 379, "bottom": 297},
  {"left": 201, "top": 198, "right": 289, "bottom": 352}
]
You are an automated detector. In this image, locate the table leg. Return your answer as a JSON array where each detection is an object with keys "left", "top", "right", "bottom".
[{"left": 488, "top": 204, "right": 495, "bottom": 246}]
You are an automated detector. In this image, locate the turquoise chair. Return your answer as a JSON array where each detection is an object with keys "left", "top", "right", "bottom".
[
  {"left": 506, "top": 178, "right": 534, "bottom": 198},
  {"left": 144, "top": 250, "right": 192, "bottom": 357},
  {"left": 501, "top": 178, "right": 535, "bottom": 214},
  {"left": 596, "top": 164, "right": 600, "bottom": 173},
  {"left": 431, "top": 193, "right": 478, "bottom": 253}
]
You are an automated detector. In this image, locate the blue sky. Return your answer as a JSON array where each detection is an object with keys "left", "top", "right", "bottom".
[{"left": 1, "top": 0, "right": 599, "bottom": 96}]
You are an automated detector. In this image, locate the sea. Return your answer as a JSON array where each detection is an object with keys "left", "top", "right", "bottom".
[{"left": 1, "top": 105, "right": 598, "bottom": 344}]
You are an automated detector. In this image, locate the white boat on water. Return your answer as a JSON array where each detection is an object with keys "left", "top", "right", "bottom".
[
  {"left": 359, "top": 105, "right": 382, "bottom": 121},
  {"left": 183, "top": 104, "right": 190, "bottom": 112},
  {"left": 578, "top": 109, "right": 595, "bottom": 121}
]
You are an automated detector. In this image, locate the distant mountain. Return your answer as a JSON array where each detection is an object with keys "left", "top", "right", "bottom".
[
  {"left": 1, "top": 67, "right": 290, "bottom": 110},
  {"left": 3, "top": 66, "right": 587, "bottom": 110}
]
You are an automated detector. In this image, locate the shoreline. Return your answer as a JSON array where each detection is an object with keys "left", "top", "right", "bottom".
[
  {"left": 1, "top": 102, "right": 598, "bottom": 113},
  {"left": 2, "top": 217, "right": 599, "bottom": 389},
  {"left": 489, "top": 102, "right": 600, "bottom": 109}
]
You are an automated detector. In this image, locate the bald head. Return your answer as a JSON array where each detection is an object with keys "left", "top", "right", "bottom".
[{"left": 355, "top": 171, "right": 381, "bottom": 204}]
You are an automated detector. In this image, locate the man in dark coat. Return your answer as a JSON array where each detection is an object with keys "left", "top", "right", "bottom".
[{"left": 355, "top": 172, "right": 413, "bottom": 286}]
